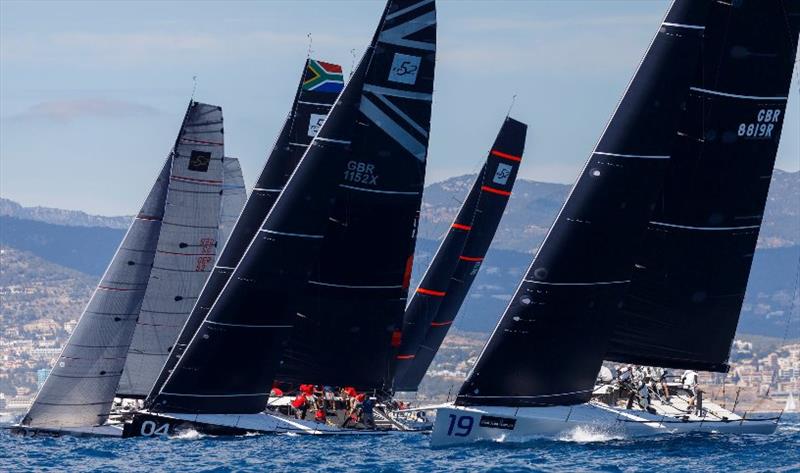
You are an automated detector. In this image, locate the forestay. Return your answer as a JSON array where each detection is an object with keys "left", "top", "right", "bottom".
[
  {"left": 456, "top": 0, "right": 711, "bottom": 407},
  {"left": 116, "top": 103, "right": 227, "bottom": 399},
  {"left": 605, "top": 0, "right": 800, "bottom": 372},
  {"left": 145, "top": 60, "right": 342, "bottom": 400},
  {"left": 275, "top": 0, "right": 438, "bottom": 392},
  {"left": 394, "top": 117, "right": 527, "bottom": 392}
]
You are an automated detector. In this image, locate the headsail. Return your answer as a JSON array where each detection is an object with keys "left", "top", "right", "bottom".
[
  {"left": 394, "top": 117, "right": 527, "bottom": 392},
  {"left": 456, "top": 0, "right": 711, "bottom": 407},
  {"left": 146, "top": 59, "right": 343, "bottom": 400},
  {"left": 21, "top": 101, "right": 220, "bottom": 427},
  {"left": 218, "top": 157, "right": 247, "bottom": 248},
  {"left": 115, "top": 103, "right": 226, "bottom": 399},
  {"left": 274, "top": 0, "right": 437, "bottom": 391},
  {"left": 605, "top": 0, "right": 800, "bottom": 372}
]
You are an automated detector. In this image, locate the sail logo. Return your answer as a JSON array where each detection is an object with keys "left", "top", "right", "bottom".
[
  {"left": 188, "top": 150, "right": 212, "bottom": 172},
  {"left": 493, "top": 163, "right": 513, "bottom": 185},
  {"left": 388, "top": 53, "right": 421, "bottom": 85},
  {"left": 308, "top": 114, "right": 326, "bottom": 137}
]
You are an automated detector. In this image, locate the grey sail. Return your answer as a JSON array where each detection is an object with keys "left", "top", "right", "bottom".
[
  {"left": 116, "top": 102, "right": 226, "bottom": 399},
  {"left": 21, "top": 158, "right": 172, "bottom": 428},
  {"left": 218, "top": 157, "right": 247, "bottom": 249}
]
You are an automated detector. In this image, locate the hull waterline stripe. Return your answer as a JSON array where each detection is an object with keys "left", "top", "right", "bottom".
[
  {"left": 593, "top": 151, "right": 670, "bottom": 160},
  {"left": 690, "top": 87, "right": 788, "bottom": 101},
  {"left": 481, "top": 185, "right": 512, "bottom": 196},
  {"left": 260, "top": 229, "right": 324, "bottom": 239},
  {"left": 491, "top": 150, "right": 522, "bottom": 162},
  {"left": 417, "top": 287, "right": 446, "bottom": 297},
  {"left": 650, "top": 221, "right": 761, "bottom": 231},
  {"left": 452, "top": 223, "right": 472, "bottom": 231}
]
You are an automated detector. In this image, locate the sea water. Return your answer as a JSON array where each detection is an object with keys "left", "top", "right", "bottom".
[{"left": 2, "top": 414, "right": 798, "bottom": 472}]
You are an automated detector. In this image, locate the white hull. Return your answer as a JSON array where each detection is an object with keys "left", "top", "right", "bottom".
[{"left": 430, "top": 402, "right": 778, "bottom": 447}]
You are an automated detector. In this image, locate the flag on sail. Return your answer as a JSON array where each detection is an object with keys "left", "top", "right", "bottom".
[{"left": 302, "top": 60, "right": 345, "bottom": 93}]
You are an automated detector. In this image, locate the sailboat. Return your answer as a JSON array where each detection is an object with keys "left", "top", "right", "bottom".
[
  {"left": 786, "top": 392, "right": 797, "bottom": 413},
  {"left": 12, "top": 101, "right": 238, "bottom": 437},
  {"left": 431, "top": 0, "right": 799, "bottom": 446},
  {"left": 145, "top": 57, "right": 344, "bottom": 403},
  {"left": 393, "top": 117, "right": 527, "bottom": 393},
  {"left": 123, "top": 0, "right": 437, "bottom": 437}
]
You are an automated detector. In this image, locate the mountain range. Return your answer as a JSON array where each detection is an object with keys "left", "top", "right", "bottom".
[{"left": 1, "top": 171, "right": 798, "bottom": 338}]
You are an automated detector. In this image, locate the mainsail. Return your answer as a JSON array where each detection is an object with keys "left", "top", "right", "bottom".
[
  {"left": 274, "top": 0, "right": 437, "bottom": 391},
  {"left": 146, "top": 59, "right": 343, "bottom": 400},
  {"left": 148, "top": 0, "right": 436, "bottom": 414},
  {"left": 115, "top": 103, "right": 227, "bottom": 398},
  {"left": 393, "top": 117, "right": 527, "bottom": 392},
  {"left": 455, "top": 0, "right": 711, "bottom": 407},
  {"left": 605, "top": 0, "right": 800, "bottom": 372},
  {"left": 22, "top": 101, "right": 223, "bottom": 427}
]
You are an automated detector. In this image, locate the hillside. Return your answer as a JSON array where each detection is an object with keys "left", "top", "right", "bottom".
[{"left": 0, "top": 197, "right": 131, "bottom": 230}]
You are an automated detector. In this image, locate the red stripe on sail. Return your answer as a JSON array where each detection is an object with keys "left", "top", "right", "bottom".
[
  {"left": 417, "top": 288, "right": 446, "bottom": 297},
  {"left": 452, "top": 223, "right": 472, "bottom": 231},
  {"left": 171, "top": 175, "right": 223, "bottom": 185},
  {"left": 459, "top": 256, "right": 484, "bottom": 262},
  {"left": 396, "top": 354, "right": 416, "bottom": 360},
  {"left": 481, "top": 185, "right": 512, "bottom": 196},
  {"left": 180, "top": 138, "right": 223, "bottom": 146},
  {"left": 430, "top": 320, "right": 453, "bottom": 327},
  {"left": 98, "top": 286, "right": 143, "bottom": 292},
  {"left": 491, "top": 150, "right": 522, "bottom": 162}
]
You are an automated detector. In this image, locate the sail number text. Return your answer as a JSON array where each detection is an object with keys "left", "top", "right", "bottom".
[
  {"left": 738, "top": 109, "right": 781, "bottom": 139},
  {"left": 344, "top": 161, "right": 378, "bottom": 185}
]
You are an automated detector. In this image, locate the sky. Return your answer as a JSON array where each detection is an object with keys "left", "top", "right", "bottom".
[{"left": 1, "top": 0, "right": 799, "bottom": 216}]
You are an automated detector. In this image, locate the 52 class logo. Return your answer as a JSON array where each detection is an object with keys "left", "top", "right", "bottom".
[{"left": 388, "top": 53, "right": 421, "bottom": 85}]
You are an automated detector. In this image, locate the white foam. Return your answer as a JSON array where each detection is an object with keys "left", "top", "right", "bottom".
[
  {"left": 557, "top": 426, "right": 624, "bottom": 443},
  {"left": 172, "top": 428, "right": 205, "bottom": 440}
]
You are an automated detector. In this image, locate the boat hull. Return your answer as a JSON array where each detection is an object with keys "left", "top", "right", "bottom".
[
  {"left": 6, "top": 423, "right": 123, "bottom": 438},
  {"left": 430, "top": 402, "right": 779, "bottom": 447},
  {"left": 122, "top": 411, "right": 390, "bottom": 438}
]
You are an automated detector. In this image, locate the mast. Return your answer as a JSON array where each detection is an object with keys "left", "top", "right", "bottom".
[
  {"left": 274, "top": 0, "right": 438, "bottom": 392},
  {"left": 116, "top": 102, "right": 226, "bottom": 399},
  {"left": 145, "top": 59, "right": 343, "bottom": 399},
  {"left": 605, "top": 0, "right": 800, "bottom": 372},
  {"left": 456, "top": 0, "right": 712, "bottom": 407},
  {"left": 394, "top": 117, "right": 527, "bottom": 392}
]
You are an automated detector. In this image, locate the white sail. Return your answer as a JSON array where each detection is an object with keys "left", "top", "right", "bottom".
[
  {"left": 22, "top": 158, "right": 171, "bottom": 428},
  {"left": 117, "top": 103, "right": 226, "bottom": 399},
  {"left": 786, "top": 393, "right": 797, "bottom": 412},
  {"left": 218, "top": 157, "right": 247, "bottom": 248}
]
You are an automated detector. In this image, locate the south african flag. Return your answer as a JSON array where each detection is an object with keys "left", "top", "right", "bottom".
[{"left": 303, "top": 59, "right": 344, "bottom": 93}]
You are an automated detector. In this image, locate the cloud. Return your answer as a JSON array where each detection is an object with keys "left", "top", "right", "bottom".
[{"left": 12, "top": 98, "right": 160, "bottom": 122}]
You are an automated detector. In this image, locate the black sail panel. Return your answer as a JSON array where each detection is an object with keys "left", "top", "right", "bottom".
[
  {"left": 456, "top": 0, "right": 712, "bottom": 407},
  {"left": 394, "top": 117, "right": 527, "bottom": 392},
  {"left": 275, "top": 0, "right": 437, "bottom": 391},
  {"left": 146, "top": 59, "right": 343, "bottom": 399},
  {"left": 606, "top": 0, "right": 800, "bottom": 372},
  {"left": 148, "top": 57, "right": 367, "bottom": 414}
]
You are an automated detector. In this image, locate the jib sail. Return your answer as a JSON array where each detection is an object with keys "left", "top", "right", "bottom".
[{"left": 145, "top": 59, "right": 343, "bottom": 400}]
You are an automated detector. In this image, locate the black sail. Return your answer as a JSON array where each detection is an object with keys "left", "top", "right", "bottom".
[
  {"left": 146, "top": 59, "right": 343, "bottom": 399},
  {"left": 456, "top": 1, "right": 711, "bottom": 407},
  {"left": 275, "top": 0, "right": 437, "bottom": 391},
  {"left": 394, "top": 117, "right": 527, "bottom": 392},
  {"left": 605, "top": 0, "right": 800, "bottom": 372}
]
